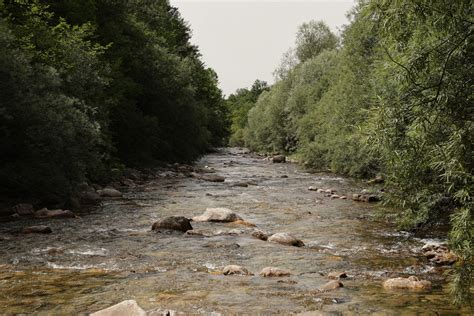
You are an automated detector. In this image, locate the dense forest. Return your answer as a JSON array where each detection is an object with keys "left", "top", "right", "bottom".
[
  {"left": 0, "top": 0, "right": 229, "bottom": 204},
  {"left": 227, "top": 0, "right": 472, "bottom": 298}
]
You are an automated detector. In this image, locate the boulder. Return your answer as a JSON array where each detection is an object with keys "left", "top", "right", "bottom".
[
  {"left": 34, "top": 208, "right": 76, "bottom": 219},
  {"left": 422, "top": 243, "right": 457, "bottom": 265},
  {"left": 327, "top": 272, "right": 347, "bottom": 279},
  {"left": 260, "top": 267, "right": 291, "bottom": 277},
  {"left": 222, "top": 265, "right": 252, "bottom": 276},
  {"left": 21, "top": 225, "right": 52, "bottom": 234},
  {"left": 268, "top": 232, "right": 304, "bottom": 247},
  {"left": 193, "top": 208, "right": 243, "bottom": 222},
  {"left": 251, "top": 230, "right": 268, "bottom": 241},
  {"left": 152, "top": 216, "right": 193, "bottom": 232},
  {"left": 78, "top": 191, "right": 101, "bottom": 203},
  {"left": 12, "top": 203, "right": 34, "bottom": 216},
  {"left": 317, "top": 280, "right": 344, "bottom": 292},
  {"left": 383, "top": 276, "right": 431, "bottom": 290},
  {"left": 272, "top": 155, "right": 286, "bottom": 163},
  {"left": 91, "top": 300, "right": 146, "bottom": 316},
  {"left": 97, "top": 188, "right": 123, "bottom": 197}
]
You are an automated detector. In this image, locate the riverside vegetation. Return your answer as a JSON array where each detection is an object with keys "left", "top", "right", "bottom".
[
  {"left": 0, "top": 0, "right": 472, "bottom": 309},
  {"left": 227, "top": 1, "right": 472, "bottom": 303}
]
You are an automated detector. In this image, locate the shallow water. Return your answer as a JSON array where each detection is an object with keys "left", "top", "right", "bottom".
[{"left": 0, "top": 148, "right": 470, "bottom": 315}]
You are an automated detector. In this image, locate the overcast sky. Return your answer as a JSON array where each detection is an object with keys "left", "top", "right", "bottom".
[{"left": 170, "top": 0, "right": 355, "bottom": 96}]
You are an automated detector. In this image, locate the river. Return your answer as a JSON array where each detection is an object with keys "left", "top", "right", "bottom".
[{"left": 0, "top": 148, "right": 470, "bottom": 315}]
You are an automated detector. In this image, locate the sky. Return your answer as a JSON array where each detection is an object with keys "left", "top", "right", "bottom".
[{"left": 170, "top": 0, "right": 355, "bottom": 96}]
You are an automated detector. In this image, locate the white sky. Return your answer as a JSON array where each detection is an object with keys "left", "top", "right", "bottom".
[{"left": 170, "top": 0, "right": 355, "bottom": 95}]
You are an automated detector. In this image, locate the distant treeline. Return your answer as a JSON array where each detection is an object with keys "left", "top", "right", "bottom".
[
  {"left": 227, "top": 0, "right": 472, "bottom": 272},
  {"left": 0, "top": 1, "right": 229, "bottom": 203}
]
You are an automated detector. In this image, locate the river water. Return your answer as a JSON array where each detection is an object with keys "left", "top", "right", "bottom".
[{"left": 0, "top": 148, "right": 470, "bottom": 315}]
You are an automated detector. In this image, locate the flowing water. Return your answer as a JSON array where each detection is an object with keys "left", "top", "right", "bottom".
[{"left": 0, "top": 148, "right": 470, "bottom": 315}]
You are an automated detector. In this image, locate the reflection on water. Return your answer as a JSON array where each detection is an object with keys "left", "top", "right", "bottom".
[{"left": 0, "top": 148, "right": 470, "bottom": 314}]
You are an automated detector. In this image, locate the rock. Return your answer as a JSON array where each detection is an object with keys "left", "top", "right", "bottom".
[
  {"left": 223, "top": 265, "right": 252, "bottom": 276},
  {"left": 316, "top": 189, "right": 325, "bottom": 193},
  {"left": 34, "top": 208, "right": 76, "bottom": 219},
  {"left": 330, "top": 194, "right": 340, "bottom": 199},
  {"left": 352, "top": 193, "right": 381, "bottom": 203},
  {"left": 78, "top": 191, "right": 101, "bottom": 203},
  {"left": 308, "top": 186, "right": 318, "bottom": 191},
  {"left": 152, "top": 216, "right": 193, "bottom": 232},
  {"left": 327, "top": 272, "right": 347, "bottom": 279},
  {"left": 97, "top": 188, "right": 123, "bottom": 197},
  {"left": 193, "top": 208, "right": 243, "bottom": 222},
  {"left": 325, "top": 189, "right": 334, "bottom": 194},
  {"left": 21, "top": 225, "right": 52, "bottom": 234},
  {"left": 90, "top": 300, "right": 146, "bottom": 316},
  {"left": 339, "top": 196, "right": 347, "bottom": 200},
  {"left": 383, "top": 276, "right": 431, "bottom": 290},
  {"left": 422, "top": 243, "right": 458, "bottom": 265},
  {"left": 12, "top": 203, "right": 34, "bottom": 216},
  {"left": 280, "top": 175, "right": 288, "bottom": 178},
  {"left": 268, "top": 232, "right": 304, "bottom": 247},
  {"left": 191, "top": 173, "right": 226, "bottom": 182},
  {"left": 230, "top": 182, "right": 249, "bottom": 187},
  {"left": 251, "top": 230, "right": 268, "bottom": 241},
  {"left": 260, "top": 267, "right": 291, "bottom": 277},
  {"left": 317, "top": 280, "right": 344, "bottom": 292},
  {"left": 272, "top": 155, "right": 286, "bottom": 163},
  {"left": 231, "top": 220, "right": 256, "bottom": 227},
  {"left": 367, "top": 175, "right": 384, "bottom": 184}
]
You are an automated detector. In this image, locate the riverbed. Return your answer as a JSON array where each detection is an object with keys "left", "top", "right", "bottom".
[{"left": 0, "top": 148, "right": 469, "bottom": 314}]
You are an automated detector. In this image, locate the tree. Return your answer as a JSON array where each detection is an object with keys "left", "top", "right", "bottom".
[{"left": 295, "top": 20, "right": 338, "bottom": 62}]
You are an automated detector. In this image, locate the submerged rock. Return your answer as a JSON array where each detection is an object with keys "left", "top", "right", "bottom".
[
  {"left": 383, "top": 276, "right": 431, "bottom": 290},
  {"left": 327, "top": 272, "right": 347, "bottom": 279},
  {"left": 34, "top": 208, "right": 75, "bottom": 219},
  {"left": 12, "top": 203, "right": 34, "bottom": 216},
  {"left": 268, "top": 232, "right": 304, "bottom": 247},
  {"left": 260, "top": 267, "right": 292, "bottom": 277},
  {"left": 230, "top": 182, "right": 249, "bottom": 187},
  {"left": 193, "top": 208, "right": 243, "bottom": 222},
  {"left": 91, "top": 300, "right": 146, "bottom": 316},
  {"left": 230, "top": 220, "right": 256, "bottom": 227},
  {"left": 223, "top": 265, "right": 252, "bottom": 276},
  {"left": 97, "top": 188, "right": 123, "bottom": 197},
  {"left": 191, "top": 173, "right": 226, "bottom": 182},
  {"left": 317, "top": 280, "right": 344, "bottom": 292},
  {"left": 251, "top": 230, "right": 268, "bottom": 241},
  {"left": 152, "top": 216, "right": 193, "bottom": 232},
  {"left": 272, "top": 155, "right": 286, "bottom": 163},
  {"left": 21, "top": 225, "right": 52, "bottom": 234}
]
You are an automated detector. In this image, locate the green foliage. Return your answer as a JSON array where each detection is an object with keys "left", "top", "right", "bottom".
[
  {"left": 226, "top": 79, "right": 269, "bottom": 147},
  {"left": 295, "top": 20, "right": 338, "bottom": 63},
  {"left": 0, "top": 0, "right": 228, "bottom": 203},
  {"left": 236, "top": 2, "right": 473, "bottom": 282},
  {"left": 0, "top": 1, "right": 107, "bottom": 200}
]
